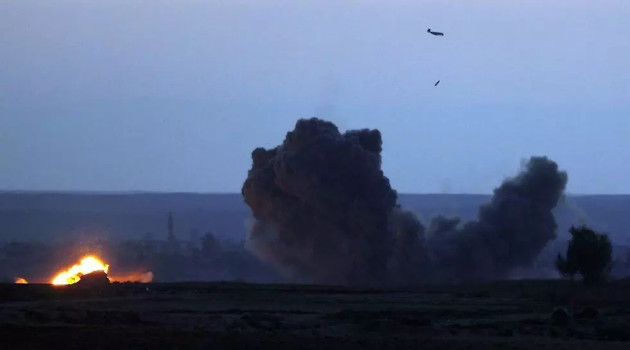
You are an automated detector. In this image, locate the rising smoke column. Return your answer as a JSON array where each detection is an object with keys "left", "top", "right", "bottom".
[
  {"left": 426, "top": 157, "right": 569, "bottom": 282},
  {"left": 242, "top": 118, "right": 398, "bottom": 286},
  {"left": 242, "top": 118, "right": 568, "bottom": 286}
]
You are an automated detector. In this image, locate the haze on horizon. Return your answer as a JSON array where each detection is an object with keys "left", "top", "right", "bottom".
[{"left": 1, "top": 0, "right": 629, "bottom": 195}]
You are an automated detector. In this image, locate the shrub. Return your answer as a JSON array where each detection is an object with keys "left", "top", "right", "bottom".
[{"left": 556, "top": 225, "right": 612, "bottom": 285}]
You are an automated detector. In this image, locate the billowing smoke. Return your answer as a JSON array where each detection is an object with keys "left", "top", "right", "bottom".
[
  {"left": 242, "top": 118, "right": 397, "bottom": 286},
  {"left": 387, "top": 208, "right": 430, "bottom": 286},
  {"left": 427, "top": 157, "right": 569, "bottom": 282},
  {"left": 242, "top": 118, "right": 568, "bottom": 286}
]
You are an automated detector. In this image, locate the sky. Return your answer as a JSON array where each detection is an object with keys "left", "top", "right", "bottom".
[{"left": 1, "top": 0, "right": 629, "bottom": 194}]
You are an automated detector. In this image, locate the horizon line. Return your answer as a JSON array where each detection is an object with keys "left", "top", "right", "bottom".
[{"left": 1, "top": 189, "right": 629, "bottom": 197}]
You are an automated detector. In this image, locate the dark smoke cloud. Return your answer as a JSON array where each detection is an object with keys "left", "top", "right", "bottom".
[
  {"left": 242, "top": 118, "right": 568, "bottom": 286},
  {"left": 242, "top": 118, "right": 397, "bottom": 286},
  {"left": 387, "top": 208, "right": 430, "bottom": 286},
  {"left": 426, "top": 157, "right": 568, "bottom": 282}
]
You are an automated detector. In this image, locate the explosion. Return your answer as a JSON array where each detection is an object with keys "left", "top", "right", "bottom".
[
  {"left": 426, "top": 156, "right": 568, "bottom": 282},
  {"left": 50, "top": 255, "right": 154, "bottom": 285},
  {"left": 242, "top": 118, "right": 397, "bottom": 286},
  {"left": 14, "top": 277, "right": 28, "bottom": 284},
  {"left": 242, "top": 118, "right": 568, "bottom": 286},
  {"left": 52, "top": 256, "right": 109, "bottom": 285}
]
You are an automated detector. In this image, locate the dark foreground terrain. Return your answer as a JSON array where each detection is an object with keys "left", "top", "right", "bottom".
[{"left": 2, "top": 280, "right": 630, "bottom": 349}]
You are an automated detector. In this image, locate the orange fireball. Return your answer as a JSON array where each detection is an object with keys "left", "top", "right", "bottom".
[
  {"left": 52, "top": 256, "right": 110, "bottom": 285},
  {"left": 14, "top": 277, "right": 28, "bottom": 284}
]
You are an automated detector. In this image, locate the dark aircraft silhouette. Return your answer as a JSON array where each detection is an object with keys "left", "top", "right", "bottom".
[
  {"left": 434, "top": 80, "right": 440, "bottom": 86},
  {"left": 427, "top": 29, "right": 444, "bottom": 36}
]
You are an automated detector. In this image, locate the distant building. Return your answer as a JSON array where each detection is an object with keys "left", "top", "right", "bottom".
[
  {"left": 136, "top": 212, "right": 195, "bottom": 255},
  {"left": 162, "top": 212, "right": 188, "bottom": 254}
]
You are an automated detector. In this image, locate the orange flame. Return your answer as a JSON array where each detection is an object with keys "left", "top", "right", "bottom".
[
  {"left": 52, "top": 256, "right": 109, "bottom": 285},
  {"left": 14, "top": 277, "right": 28, "bottom": 284}
]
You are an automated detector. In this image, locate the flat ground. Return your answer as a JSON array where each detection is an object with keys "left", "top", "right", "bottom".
[{"left": 1, "top": 280, "right": 630, "bottom": 349}]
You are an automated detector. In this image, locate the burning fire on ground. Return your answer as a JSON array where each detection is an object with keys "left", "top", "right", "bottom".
[
  {"left": 52, "top": 256, "right": 109, "bottom": 285},
  {"left": 51, "top": 255, "right": 152, "bottom": 285},
  {"left": 14, "top": 277, "right": 28, "bottom": 284}
]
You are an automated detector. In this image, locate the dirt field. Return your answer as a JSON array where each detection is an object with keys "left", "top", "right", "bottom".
[{"left": 1, "top": 280, "right": 630, "bottom": 349}]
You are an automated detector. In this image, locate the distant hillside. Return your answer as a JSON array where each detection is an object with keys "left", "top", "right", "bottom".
[{"left": 1, "top": 192, "right": 628, "bottom": 249}]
